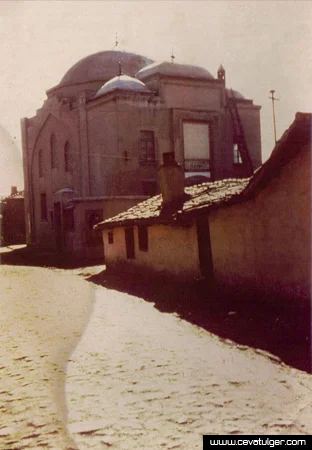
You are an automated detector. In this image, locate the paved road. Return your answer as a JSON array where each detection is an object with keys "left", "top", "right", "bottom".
[{"left": 1, "top": 264, "right": 312, "bottom": 449}]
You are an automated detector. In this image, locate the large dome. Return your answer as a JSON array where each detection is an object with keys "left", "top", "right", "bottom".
[{"left": 59, "top": 50, "right": 153, "bottom": 86}]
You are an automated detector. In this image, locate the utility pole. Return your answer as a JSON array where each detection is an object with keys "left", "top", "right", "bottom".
[{"left": 269, "top": 90, "right": 279, "bottom": 144}]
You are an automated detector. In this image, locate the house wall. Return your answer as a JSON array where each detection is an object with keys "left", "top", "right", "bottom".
[
  {"left": 103, "top": 223, "right": 201, "bottom": 279},
  {"left": 209, "top": 144, "right": 311, "bottom": 302},
  {"left": 1, "top": 198, "right": 26, "bottom": 245}
]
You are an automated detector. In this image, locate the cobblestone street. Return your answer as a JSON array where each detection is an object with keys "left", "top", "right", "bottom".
[{"left": 1, "top": 262, "right": 312, "bottom": 449}]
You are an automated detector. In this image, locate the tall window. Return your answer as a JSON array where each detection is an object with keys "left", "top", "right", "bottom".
[
  {"left": 39, "top": 149, "right": 43, "bottom": 177},
  {"left": 233, "top": 143, "right": 243, "bottom": 164},
  {"left": 183, "top": 122, "right": 210, "bottom": 160},
  {"left": 40, "top": 193, "right": 47, "bottom": 221},
  {"left": 183, "top": 122, "right": 211, "bottom": 175},
  {"left": 140, "top": 131, "right": 155, "bottom": 163},
  {"left": 64, "top": 141, "right": 72, "bottom": 173},
  {"left": 50, "top": 133, "right": 57, "bottom": 169}
]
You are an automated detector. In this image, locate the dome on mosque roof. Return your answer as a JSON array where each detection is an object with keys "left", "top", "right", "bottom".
[
  {"left": 136, "top": 61, "right": 214, "bottom": 81},
  {"left": 59, "top": 50, "right": 153, "bottom": 86},
  {"left": 94, "top": 74, "right": 151, "bottom": 97},
  {"left": 226, "top": 88, "right": 245, "bottom": 100}
]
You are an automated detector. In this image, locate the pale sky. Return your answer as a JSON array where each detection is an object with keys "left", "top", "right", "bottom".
[{"left": 1, "top": 0, "right": 311, "bottom": 196}]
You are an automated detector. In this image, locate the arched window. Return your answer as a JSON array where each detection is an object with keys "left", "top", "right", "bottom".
[
  {"left": 64, "top": 141, "right": 72, "bottom": 173},
  {"left": 39, "top": 149, "right": 43, "bottom": 177},
  {"left": 50, "top": 133, "right": 57, "bottom": 169}
]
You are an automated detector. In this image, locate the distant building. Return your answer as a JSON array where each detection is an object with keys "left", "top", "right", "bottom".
[
  {"left": 0, "top": 186, "right": 26, "bottom": 245},
  {"left": 21, "top": 49, "right": 262, "bottom": 259},
  {"left": 96, "top": 113, "right": 311, "bottom": 303}
]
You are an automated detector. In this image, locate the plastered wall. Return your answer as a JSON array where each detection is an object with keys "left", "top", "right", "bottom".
[
  {"left": 103, "top": 223, "right": 201, "bottom": 279},
  {"left": 209, "top": 145, "right": 311, "bottom": 301}
]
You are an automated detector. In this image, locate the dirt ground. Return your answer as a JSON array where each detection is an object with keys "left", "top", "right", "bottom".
[{"left": 1, "top": 246, "right": 312, "bottom": 449}]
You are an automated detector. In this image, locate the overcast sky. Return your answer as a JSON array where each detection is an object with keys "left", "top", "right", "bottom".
[{"left": 0, "top": 0, "right": 311, "bottom": 195}]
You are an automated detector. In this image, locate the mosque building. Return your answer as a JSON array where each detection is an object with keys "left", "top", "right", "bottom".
[{"left": 21, "top": 49, "right": 262, "bottom": 259}]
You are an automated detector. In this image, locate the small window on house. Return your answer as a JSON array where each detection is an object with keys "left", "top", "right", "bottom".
[
  {"left": 233, "top": 143, "right": 243, "bottom": 164},
  {"left": 142, "top": 180, "right": 157, "bottom": 197},
  {"left": 138, "top": 225, "right": 148, "bottom": 252},
  {"left": 40, "top": 193, "right": 47, "bottom": 221},
  {"left": 140, "top": 131, "right": 156, "bottom": 163},
  {"left": 64, "top": 141, "right": 72, "bottom": 173},
  {"left": 39, "top": 149, "right": 44, "bottom": 177},
  {"left": 50, "top": 133, "right": 57, "bottom": 169},
  {"left": 108, "top": 231, "right": 114, "bottom": 244}
]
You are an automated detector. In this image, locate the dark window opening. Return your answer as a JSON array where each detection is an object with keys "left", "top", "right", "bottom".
[
  {"left": 142, "top": 180, "right": 157, "bottom": 197},
  {"left": 40, "top": 193, "right": 47, "bottom": 221},
  {"left": 233, "top": 143, "right": 243, "bottom": 164},
  {"left": 138, "top": 225, "right": 148, "bottom": 252},
  {"left": 140, "top": 131, "right": 156, "bottom": 163},
  {"left": 108, "top": 231, "right": 114, "bottom": 244},
  {"left": 64, "top": 141, "right": 73, "bottom": 173},
  {"left": 51, "top": 133, "right": 57, "bottom": 169},
  {"left": 39, "top": 149, "right": 44, "bottom": 177}
]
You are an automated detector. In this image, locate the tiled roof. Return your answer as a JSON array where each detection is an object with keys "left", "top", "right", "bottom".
[
  {"left": 95, "top": 178, "right": 249, "bottom": 230},
  {"left": 3, "top": 192, "right": 24, "bottom": 200}
]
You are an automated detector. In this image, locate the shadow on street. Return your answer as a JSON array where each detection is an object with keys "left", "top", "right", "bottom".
[
  {"left": 86, "top": 269, "right": 311, "bottom": 374},
  {"left": 0, "top": 244, "right": 102, "bottom": 269},
  {"left": 2, "top": 245, "right": 310, "bottom": 374}
]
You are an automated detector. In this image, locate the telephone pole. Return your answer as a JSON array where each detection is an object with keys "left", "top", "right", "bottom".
[{"left": 269, "top": 90, "right": 279, "bottom": 144}]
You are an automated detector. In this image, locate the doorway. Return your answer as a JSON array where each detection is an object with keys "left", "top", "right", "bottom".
[
  {"left": 125, "top": 227, "right": 135, "bottom": 259},
  {"left": 54, "top": 202, "right": 63, "bottom": 251}
]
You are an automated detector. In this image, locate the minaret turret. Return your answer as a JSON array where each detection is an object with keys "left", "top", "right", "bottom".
[{"left": 218, "top": 64, "right": 226, "bottom": 85}]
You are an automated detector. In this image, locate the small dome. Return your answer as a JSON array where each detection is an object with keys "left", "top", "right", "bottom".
[
  {"left": 226, "top": 88, "right": 245, "bottom": 100},
  {"left": 136, "top": 61, "right": 214, "bottom": 81},
  {"left": 94, "top": 74, "right": 151, "bottom": 98}
]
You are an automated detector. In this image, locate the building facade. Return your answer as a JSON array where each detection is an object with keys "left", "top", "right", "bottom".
[
  {"left": 21, "top": 50, "right": 262, "bottom": 258},
  {"left": 96, "top": 113, "right": 311, "bottom": 304}
]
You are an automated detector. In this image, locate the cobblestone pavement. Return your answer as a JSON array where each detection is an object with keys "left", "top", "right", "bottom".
[{"left": 1, "top": 264, "right": 312, "bottom": 450}]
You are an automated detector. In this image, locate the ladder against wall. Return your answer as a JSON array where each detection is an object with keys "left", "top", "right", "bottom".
[{"left": 226, "top": 89, "right": 254, "bottom": 177}]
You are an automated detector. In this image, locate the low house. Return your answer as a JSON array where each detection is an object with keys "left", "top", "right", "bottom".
[
  {"left": 0, "top": 187, "right": 26, "bottom": 246},
  {"left": 95, "top": 113, "right": 311, "bottom": 303}
]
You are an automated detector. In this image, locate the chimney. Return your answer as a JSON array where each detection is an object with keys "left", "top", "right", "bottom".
[
  {"left": 11, "top": 186, "right": 17, "bottom": 196},
  {"left": 158, "top": 152, "right": 185, "bottom": 205}
]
